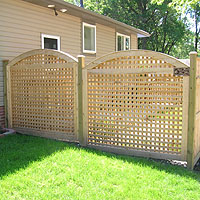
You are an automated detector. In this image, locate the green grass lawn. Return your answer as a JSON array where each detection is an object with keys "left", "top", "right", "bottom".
[{"left": 0, "top": 134, "right": 200, "bottom": 200}]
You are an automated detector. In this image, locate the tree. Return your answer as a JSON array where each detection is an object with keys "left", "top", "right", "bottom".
[
  {"left": 171, "top": 30, "right": 195, "bottom": 58},
  {"left": 153, "top": 0, "right": 200, "bottom": 53},
  {"left": 189, "top": 3, "right": 200, "bottom": 52}
]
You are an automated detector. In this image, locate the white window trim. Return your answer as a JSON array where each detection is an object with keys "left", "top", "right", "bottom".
[
  {"left": 116, "top": 32, "right": 130, "bottom": 51},
  {"left": 41, "top": 34, "right": 61, "bottom": 51},
  {"left": 82, "top": 22, "right": 96, "bottom": 54}
]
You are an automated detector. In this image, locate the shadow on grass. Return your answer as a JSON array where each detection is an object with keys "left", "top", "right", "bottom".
[
  {"left": 83, "top": 146, "right": 200, "bottom": 183},
  {"left": 0, "top": 133, "right": 199, "bottom": 183},
  {"left": 0, "top": 133, "right": 73, "bottom": 179}
]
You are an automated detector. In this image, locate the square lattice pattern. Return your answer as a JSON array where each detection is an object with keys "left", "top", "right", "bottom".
[
  {"left": 10, "top": 54, "right": 76, "bottom": 140},
  {"left": 87, "top": 56, "right": 184, "bottom": 154}
]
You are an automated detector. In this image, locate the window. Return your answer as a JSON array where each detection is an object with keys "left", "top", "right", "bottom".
[
  {"left": 116, "top": 33, "right": 130, "bottom": 51},
  {"left": 41, "top": 34, "right": 60, "bottom": 51},
  {"left": 83, "top": 22, "right": 96, "bottom": 54}
]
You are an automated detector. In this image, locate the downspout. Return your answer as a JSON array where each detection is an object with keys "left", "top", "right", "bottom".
[{"left": 80, "top": 0, "right": 84, "bottom": 8}]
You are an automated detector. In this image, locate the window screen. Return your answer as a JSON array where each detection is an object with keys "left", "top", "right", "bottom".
[{"left": 83, "top": 23, "right": 96, "bottom": 53}]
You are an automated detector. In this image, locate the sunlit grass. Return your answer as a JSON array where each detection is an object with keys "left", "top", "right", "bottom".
[{"left": 0, "top": 134, "right": 200, "bottom": 200}]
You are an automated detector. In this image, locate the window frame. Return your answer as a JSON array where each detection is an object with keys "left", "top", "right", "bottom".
[
  {"left": 82, "top": 22, "right": 96, "bottom": 54},
  {"left": 116, "top": 32, "right": 130, "bottom": 51},
  {"left": 41, "top": 34, "right": 61, "bottom": 51}
]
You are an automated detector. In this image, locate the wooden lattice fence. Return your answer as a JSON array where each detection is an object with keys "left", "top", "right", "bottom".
[
  {"left": 6, "top": 49, "right": 200, "bottom": 169},
  {"left": 7, "top": 49, "right": 78, "bottom": 141},
  {"left": 81, "top": 50, "right": 190, "bottom": 161}
]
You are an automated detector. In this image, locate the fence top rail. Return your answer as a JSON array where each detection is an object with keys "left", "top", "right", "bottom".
[
  {"left": 85, "top": 49, "right": 189, "bottom": 70},
  {"left": 7, "top": 49, "right": 78, "bottom": 67}
]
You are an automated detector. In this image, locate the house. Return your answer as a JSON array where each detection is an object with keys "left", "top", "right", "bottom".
[{"left": 0, "top": 0, "right": 150, "bottom": 127}]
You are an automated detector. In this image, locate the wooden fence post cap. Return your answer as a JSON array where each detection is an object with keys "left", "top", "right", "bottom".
[
  {"left": 77, "top": 55, "right": 85, "bottom": 58},
  {"left": 189, "top": 52, "right": 198, "bottom": 55}
]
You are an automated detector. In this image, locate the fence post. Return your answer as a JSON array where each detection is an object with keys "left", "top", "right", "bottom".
[
  {"left": 187, "top": 52, "right": 198, "bottom": 170},
  {"left": 3, "top": 60, "right": 9, "bottom": 128},
  {"left": 77, "top": 55, "right": 86, "bottom": 146}
]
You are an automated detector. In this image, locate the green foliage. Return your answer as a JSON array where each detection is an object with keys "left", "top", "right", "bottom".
[
  {"left": 171, "top": 30, "right": 195, "bottom": 58},
  {"left": 151, "top": 0, "right": 200, "bottom": 8},
  {"left": 0, "top": 134, "right": 200, "bottom": 199},
  {"left": 188, "top": 2, "right": 200, "bottom": 52},
  {"left": 153, "top": 0, "right": 200, "bottom": 53}
]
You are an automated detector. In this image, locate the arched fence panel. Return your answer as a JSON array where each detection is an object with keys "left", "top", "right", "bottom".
[
  {"left": 7, "top": 49, "right": 200, "bottom": 169},
  {"left": 7, "top": 49, "right": 78, "bottom": 141},
  {"left": 82, "top": 50, "right": 190, "bottom": 161}
]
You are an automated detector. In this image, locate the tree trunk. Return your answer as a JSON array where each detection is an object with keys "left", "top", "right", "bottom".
[{"left": 142, "top": 38, "right": 147, "bottom": 49}]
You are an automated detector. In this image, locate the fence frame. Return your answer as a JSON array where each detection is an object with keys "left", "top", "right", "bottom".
[
  {"left": 3, "top": 60, "right": 9, "bottom": 127},
  {"left": 187, "top": 52, "right": 200, "bottom": 170}
]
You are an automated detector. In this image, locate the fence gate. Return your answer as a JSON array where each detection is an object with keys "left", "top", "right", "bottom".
[
  {"left": 7, "top": 49, "right": 78, "bottom": 141},
  {"left": 83, "top": 50, "right": 190, "bottom": 161}
]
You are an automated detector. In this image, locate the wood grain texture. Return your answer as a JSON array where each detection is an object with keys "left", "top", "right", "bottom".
[
  {"left": 194, "top": 57, "right": 200, "bottom": 167},
  {"left": 86, "top": 50, "right": 189, "bottom": 70},
  {"left": 85, "top": 50, "right": 189, "bottom": 161},
  {"left": 78, "top": 56, "right": 86, "bottom": 146},
  {"left": 187, "top": 52, "right": 198, "bottom": 170},
  {"left": 3, "top": 60, "right": 9, "bottom": 127}
]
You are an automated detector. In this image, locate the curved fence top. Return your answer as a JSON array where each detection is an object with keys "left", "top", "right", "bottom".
[
  {"left": 7, "top": 49, "right": 78, "bottom": 67},
  {"left": 86, "top": 49, "right": 189, "bottom": 70}
]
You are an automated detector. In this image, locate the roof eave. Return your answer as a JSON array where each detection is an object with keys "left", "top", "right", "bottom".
[{"left": 21, "top": 0, "right": 150, "bottom": 37}]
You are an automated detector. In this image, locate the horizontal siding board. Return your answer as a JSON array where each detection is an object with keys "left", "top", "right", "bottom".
[
  {"left": 0, "top": 17, "right": 80, "bottom": 37},
  {"left": 0, "top": 34, "right": 80, "bottom": 50},
  {"left": 0, "top": 31, "right": 39, "bottom": 42},
  {"left": 0, "top": 28, "right": 81, "bottom": 43},
  {"left": 0, "top": 41, "right": 40, "bottom": 49},
  {"left": 96, "top": 23, "right": 115, "bottom": 57},
  {"left": 0, "top": 13, "right": 80, "bottom": 31},
  {"left": 0, "top": 36, "right": 39, "bottom": 45},
  {"left": 0, "top": 41, "right": 80, "bottom": 51},
  {"left": 131, "top": 34, "right": 138, "bottom": 49},
  {"left": 0, "top": 1, "right": 80, "bottom": 24}
]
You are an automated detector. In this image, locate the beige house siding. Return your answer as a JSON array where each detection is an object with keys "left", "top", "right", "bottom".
[
  {"left": 0, "top": 0, "right": 139, "bottom": 106},
  {"left": 131, "top": 34, "right": 138, "bottom": 49},
  {"left": 96, "top": 24, "right": 116, "bottom": 57}
]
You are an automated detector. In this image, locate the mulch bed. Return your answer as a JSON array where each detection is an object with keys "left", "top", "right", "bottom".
[{"left": 149, "top": 157, "right": 200, "bottom": 171}]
